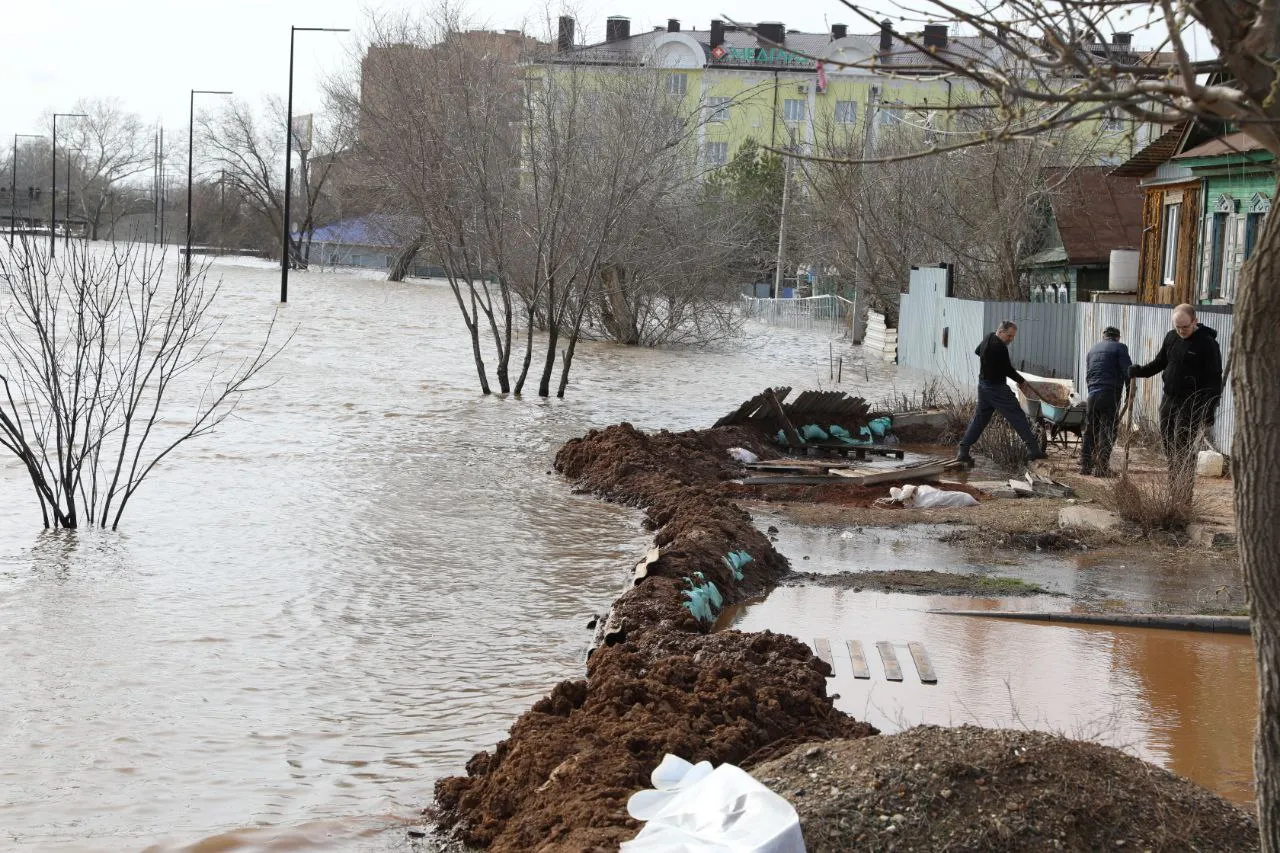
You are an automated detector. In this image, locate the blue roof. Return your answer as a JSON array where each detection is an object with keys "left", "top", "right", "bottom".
[{"left": 295, "top": 214, "right": 419, "bottom": 247}]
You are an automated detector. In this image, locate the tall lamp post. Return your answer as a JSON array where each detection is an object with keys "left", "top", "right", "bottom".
[
  {"left": 10, "top": 133, "right": 44, "bottom": 243},
  {"left": 281, "top": 25, "right": 348, "bottom": 303},
  {"left": 64, "top": 147, "right": 82, "bottom": 247},
  {"left": 186, "top": 89, "right": 233, "bottom": 279},
  {"left": 51, "top": 112, "right": 87, "bottom": 258}
]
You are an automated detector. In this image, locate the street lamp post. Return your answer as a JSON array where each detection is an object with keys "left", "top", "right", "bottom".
[
  {"left": 186, "top": 89, "right": 233, "bottom": 280},
  {"left": 281, "top": 25, "right": 348, "bottom": 304},
  {"left": 10, "top": 133, "right": 44, "bottom": 243},
  {"left": 51, "top": 112, "right": 87, "bottom": 258},
  {"left": 65, "top": 147, "right": 82, "bottom": 247}
]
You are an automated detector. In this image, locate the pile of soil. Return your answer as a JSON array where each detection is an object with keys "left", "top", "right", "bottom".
[
  {"left": 754, "top": 726, "right": 1258, "bottom": 852},
  {"left": 555, "top": 422, "right": 776, "bottom": 507},
  {"left": 433, "top": 631, "right": 876, "bottom": 852}
]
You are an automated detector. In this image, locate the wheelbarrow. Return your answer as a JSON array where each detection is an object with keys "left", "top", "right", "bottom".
[{"left": 1036, "top": 401, "right": 1087, "bottom": 454}]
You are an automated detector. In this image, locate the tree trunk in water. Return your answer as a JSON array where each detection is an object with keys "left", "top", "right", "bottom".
[
  {"left": 1233, "top": 202, "right": 1280, "bottom": 850},
  {"left": 537, "top": 324, "right": 559, "bottom": 398},
  {"left": 598, "top": 264, "right": 639, "bottom": 345},
  {"left": 389, "top": 238, "right": 423, "bottom": 282}
]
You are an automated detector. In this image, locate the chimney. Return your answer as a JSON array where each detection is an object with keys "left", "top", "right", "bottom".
[
  {"left": 922, "top": 24, "right": 948, "bottom": 49},
  {"left": 556, "top": 15, "right": 574, "bottom": 51},
  {"left": 756, "top": 21, "right": 785, "bottom": 45},
  {"left": 668, "top": 18, "right": 680, "bottom": 33},
  {"left": 879, "top": 19, "right": 893, "bottom": 52},
  {"left": 831, "top": 23, "right": 847, "bottom": 40},
  {"left": 1112, "top": 32, "right": 1132, "bottom": 48},
  {"left": 711, "top": 19, "right": 725, "bottom": 49},
  {"left": 605, "top": 16, "right": 630, "bottom": 43}
]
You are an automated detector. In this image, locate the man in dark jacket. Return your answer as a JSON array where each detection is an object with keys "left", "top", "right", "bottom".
[
  {"left": 1080, "top": 326, "right": 1131, "bottom": 476},
  {"left": 1128, "top": 304, "right": 1222, "bottom": 500},
  {"left": 956, "top": 320, "right": 1048, "bottom": 466}
]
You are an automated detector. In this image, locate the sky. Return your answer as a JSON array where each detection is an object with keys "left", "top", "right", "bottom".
[{"left": 4, "top": 0, "right": 1206, "bottom": 139}]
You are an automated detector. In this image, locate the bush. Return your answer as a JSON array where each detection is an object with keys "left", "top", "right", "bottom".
[
  {"left": 1109, "top": 460, "right": 1198, "bottom": 534},
  {"left": 976, "top": 419, "right": 1031, "bottom": 472}
]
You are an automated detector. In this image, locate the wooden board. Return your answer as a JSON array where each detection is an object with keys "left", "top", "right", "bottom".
[
  {"left": 877, "top": 641, "right": 903, "bottom": 681},
  {"left": 830, "top": 462, "right": 948, "bottom": 487},
  {"left": 846, "top": 640, "right": 871, "bottom": 679},
  {"left": 814, "top": 638, "right": 833, "bottom": 668},
  {"left": 908, "top": 641, "right": 938, "bottom": 684}
]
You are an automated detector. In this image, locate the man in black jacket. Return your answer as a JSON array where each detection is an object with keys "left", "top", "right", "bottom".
[
  {"left": 1080, "top": 326, "right": 1131, "bottom": 477},
  {"left": 1128, "top": 304, "right": 1222, "bottom": 500},
  {"left": 956, "top": 321, "right": 1048, "bottom": 466}
]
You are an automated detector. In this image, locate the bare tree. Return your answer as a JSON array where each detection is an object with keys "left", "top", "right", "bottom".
[
  {"left": 55, "top": 98, "right": 152, "bottom": 240},
  {"left": 198, "top": 98, "right": 342, "bottom": 261},
  {"left": 0, "top": 239, "right": 282, "bottom": 529},
  {"left": 820, "top": 1, "right": 1280, "bottom": 841}
]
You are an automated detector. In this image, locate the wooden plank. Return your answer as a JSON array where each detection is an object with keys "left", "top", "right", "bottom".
[
  {"left": 764, "top": 387, "right": 802, "bottom": 448},
  {"left": 737, "top": 475, "right": 845, "bottom": 486},
  {"left": 834, "top": 462, "right": 947, "bottom": 487},
  {"left": 828, "top": 468, "right": 878, "bottom": 479},
  {"left": 846, "top": 640, "right": 871, "bottom": 679},
  {"left": 814, "top": 638, "right": 833, "bottom": 668},
  {"left": 877, "top": 641, "right": 903, "bottom": 681},
  {"left": 908, "top": 641, "right": 938, "bottom": 684}
]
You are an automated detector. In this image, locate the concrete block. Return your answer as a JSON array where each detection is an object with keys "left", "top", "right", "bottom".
[
  {"left": 1058, "top": 506, "right": 1123, "bottom": 532},
  {"left": 1187, "top": 523, "right": 1237, "bottom": 549}
]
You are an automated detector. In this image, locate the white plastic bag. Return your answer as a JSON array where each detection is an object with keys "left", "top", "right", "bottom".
[
  {"left": 622, "top": 754, "right": 806, "bottom": 853},
  {"left": 728, "top": 447, "right": 760, "bottom": 464},
  {"left": 884, "top": 484, "right": 978, "bottom": 509}
]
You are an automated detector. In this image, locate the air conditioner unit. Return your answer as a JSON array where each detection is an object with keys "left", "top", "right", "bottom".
[{"left": 796, "top": 83, "right": 809, "bottom": 94}]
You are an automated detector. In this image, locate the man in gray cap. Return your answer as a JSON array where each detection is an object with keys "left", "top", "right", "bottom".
[{"left": 1080, "top": 326, "right": 1131, "bottom": 476}]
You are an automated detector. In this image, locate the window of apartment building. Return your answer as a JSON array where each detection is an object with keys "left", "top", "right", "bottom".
[
  {"left": 834, "top": 100, "right": 857, "bottom": 125},
  {"left": 1160, "top": 200, "right": 1182, "bottom": 284},
  {"left": 783, "top": 98, "right": 806, "bottom": 122},
  {"left": 668, "top": 73, "right": 688, "bottom": 96},
  {"left": 1103, "top": 107, "right": 1124, "bottom": 131},
  {"left": 705, "top": 141, "right": 729, "bottom": 166},
  {"left": 706, "top": 96, "right": 731, "bottom": 122}
]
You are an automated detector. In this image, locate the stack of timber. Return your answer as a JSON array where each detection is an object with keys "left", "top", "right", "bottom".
[
  {"left": 714, "top": 387, "right": 872, "bottom": 436},
  {"left": 863, "top": 311, "right": 898, "bottom": 362},
  {"left": 737, "top": 457, "right": 950, "bottom": 487}
]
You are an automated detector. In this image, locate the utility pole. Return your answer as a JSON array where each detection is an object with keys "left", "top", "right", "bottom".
[{"left": 773, "top": 129, "right": 795, "bottom": 300}]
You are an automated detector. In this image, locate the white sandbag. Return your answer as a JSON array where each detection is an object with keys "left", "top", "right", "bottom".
[
  {"left": 728, "top": 447, "right": 760, "bottom": 464},
  {"left": 622, "top": 754, "right": 806, "bottom": 853},
  {"left": 908, "top": 484, "right": 979, "bottom": 509},
  {"left": 885, "top": 484, "right": 978, "bottom": 509}
]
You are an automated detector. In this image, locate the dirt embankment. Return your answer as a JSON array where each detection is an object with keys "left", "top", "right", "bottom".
[{"left": 432, "top": 424, "right": 876, "bottom": 851}]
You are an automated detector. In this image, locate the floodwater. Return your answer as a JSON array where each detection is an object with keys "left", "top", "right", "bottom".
[
  {"left": 727, "top": 587, "right": 1257, "bottom": 806},
  {"left": 0, "top": 255, "right": 909, "bottom": 852}
]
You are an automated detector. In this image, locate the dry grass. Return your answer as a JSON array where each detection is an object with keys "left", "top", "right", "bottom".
[
  {"left": 975, "top": 419, "right": 1031, "bottom": 472},
  {"left": 1109, "top": 452, "right": 1200, "bottom": 534}
]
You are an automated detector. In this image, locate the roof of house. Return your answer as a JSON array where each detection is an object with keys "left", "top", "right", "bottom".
[
  {"left": 556, "top": 26, "right": 1001, "bottom": 71},
  {"left": 1042, "top": 167, "right": 1145, "bottom": 265},
  {"left": 1109, "top": 119, "right": 1224, "bottom": 177},
  {"left": 1173, "top": 130, "right": 1272, "bottom": 160}
]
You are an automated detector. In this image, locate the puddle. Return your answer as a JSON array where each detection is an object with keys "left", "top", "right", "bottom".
[
  {"left": 752, "top": 516, "right": 1244, "bottom": 612},
  {"left": 724, "top": 587, "right": 1256, "bottom": 806}
]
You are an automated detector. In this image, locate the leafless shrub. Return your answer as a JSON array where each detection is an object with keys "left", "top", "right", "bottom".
[
  {"left": 1109, "top": 459, "right": 1199, "bottom": 535},
  {"left": 976, "top": 420, "right": 1032, "bottom": 472},
  {"left": 0, "top": 238, "right": 283, "bottom": 529}
]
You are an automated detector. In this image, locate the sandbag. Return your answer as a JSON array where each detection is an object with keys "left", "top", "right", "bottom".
[{"left": 622, "top": 754, "right": 806, "bottom": 853}]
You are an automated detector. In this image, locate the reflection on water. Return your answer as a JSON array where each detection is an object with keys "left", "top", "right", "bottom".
[
  {"left": 0, "top": 256, "right": 909, "bottom": 851},
  {"left": 726, "top": 587, "right": 1256, "bottom": 806}
]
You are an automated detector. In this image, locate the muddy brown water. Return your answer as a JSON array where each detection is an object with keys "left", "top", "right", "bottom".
[
  {"left": 0, "top": 256, "right": 912, "bottom": 852},
  {"left": 725, "top": 586, "right": 1256, "bottom": 807}
]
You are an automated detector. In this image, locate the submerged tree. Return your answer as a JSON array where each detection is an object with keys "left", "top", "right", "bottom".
[
  {"left": 819, "top": 0, "right": 1280, "bottom": 842},
  {"left": 0, "top": 239, "right": 282, "bottom": 529}
]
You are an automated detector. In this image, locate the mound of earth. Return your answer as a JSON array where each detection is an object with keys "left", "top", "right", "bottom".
[
  {"left": 754, "top": 726, "right": 1257, "bottom": 852},
  {"left": 432, "top": 631, "right": 876, "bottom": 852}
]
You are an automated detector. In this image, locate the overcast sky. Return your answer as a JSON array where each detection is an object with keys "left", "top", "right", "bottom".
[{"left": 5, "top": 0, "right": 1204, "bottom": 139}]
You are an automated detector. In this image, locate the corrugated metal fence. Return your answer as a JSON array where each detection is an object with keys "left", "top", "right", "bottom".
[
  {"left": 1077, "top": 304, "right": 1235, "bottom": 455},
  {"left": 898, "top": 267, "right": 1235, "bottom": 454},
  {"left": 898, "top": 267, "right": 1079, "bottom": 387}
]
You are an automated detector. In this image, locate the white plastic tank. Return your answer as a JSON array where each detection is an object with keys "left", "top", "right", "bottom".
[{"left": 1108, "top": 249, "right": 1140, "bottom": 291}]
